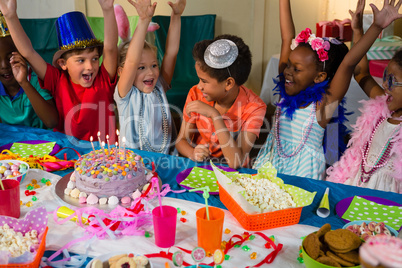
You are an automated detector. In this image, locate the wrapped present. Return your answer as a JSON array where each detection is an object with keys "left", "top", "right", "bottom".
[
  {"left": 363, "top": 13, "right": 394, "bottom": 39},
  {"left": 367, "top": 36, "right": 402, "bottom": 60},
  {"left": 369, "top": 60, "right": 390, "bottom": 78},
  {"left": 316, "top": 19, "right": 352, "bottom": 42}
]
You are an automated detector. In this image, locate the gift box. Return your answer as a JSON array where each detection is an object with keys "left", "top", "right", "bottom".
[
  {"left": 363, "top": 13, "right": 394, "bottom": 39},
  {"left": 316, "top": 19, "right": 352, "bottom": 42},
  {"left": 369, "top": 60, "right": 390, "bottom": 78},
  {"left": 367, "top": 36, "right": 402, "bottom": 60}
]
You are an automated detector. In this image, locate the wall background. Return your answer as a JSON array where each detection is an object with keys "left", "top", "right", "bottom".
[{"left": 15, "top": 0, "right": 402, "bottom": 95}]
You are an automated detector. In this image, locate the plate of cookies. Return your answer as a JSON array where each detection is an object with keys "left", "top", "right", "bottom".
[
  {"left": 86, "top": 252, "right": 152, "bottom": 268},
  {"left": 302, "top": 223, "right": 361, "bottom": 268}
]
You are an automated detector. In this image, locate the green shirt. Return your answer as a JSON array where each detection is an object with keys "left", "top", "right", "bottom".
[{"left": 0, "top": 73, "right": 53, "bottom": 129}]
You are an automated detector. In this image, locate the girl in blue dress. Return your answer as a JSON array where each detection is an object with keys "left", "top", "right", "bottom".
[
  {"left": 253, "top": 0, "right": 402, "bottom": 180},
  {"left": 114, "top": 0, "right": 186, "bottom": 155}
]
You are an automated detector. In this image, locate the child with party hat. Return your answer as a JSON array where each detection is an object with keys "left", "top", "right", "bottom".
[
  {"left": 0, "top": 0, "right": 118, "bottom": 142},
  {"left": 0, "top": 11, "right": 58, "bottom": 129}
]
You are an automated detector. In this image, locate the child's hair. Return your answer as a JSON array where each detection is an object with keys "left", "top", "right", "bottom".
[
  {"left": 192, "top": 34, "right": 252, "bottom": 85},
  {"left": 297, "top": 41, "right": 349, "bottom": 81},
  {"left": 118, "top": 40, "right": 158, "bottom": 68},
  {"left": 59, "top": 46, "right": 103, "bottom": 61},
  {"left": 391, "top": 49, "right": 402, "bottom": 67}
]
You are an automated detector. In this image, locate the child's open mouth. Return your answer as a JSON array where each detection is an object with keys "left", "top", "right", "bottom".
[
  {"left": 143, "top": 79, "right": 154, "bottom": 86},
  {"left": 82, "top": 74, "right": 92, "bottom": 82},
  {"left": 1, "top": 73, "right": 14, "bottom": 81},
  {"left": 285, "top": 79, "right": 294, "bottom": 86}
]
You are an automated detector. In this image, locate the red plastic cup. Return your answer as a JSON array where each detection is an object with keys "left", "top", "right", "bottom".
[
  {"left": 0, "top": 179, "right": 20, "bottom": 218},
  {"left": 196, "top": 206, "right": 224, "bottom": 254},
  {"left": 152, "top": 205, "right": 177, "bottom": 248}
]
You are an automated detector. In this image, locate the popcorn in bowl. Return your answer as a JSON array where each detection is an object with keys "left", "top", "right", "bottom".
[
  {"left": 234, "top": 176, "right": 296, "bottom": 211},
  {"left": 212, "top": 161, "right": 316, "bottom": 214}
]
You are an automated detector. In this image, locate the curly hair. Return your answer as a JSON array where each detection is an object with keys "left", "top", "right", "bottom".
[
  {"left": 391, "top": 49, "right": 402, "bottom": 68},
  {"left": 298, "top": 40, "right": 349, "bottom": 81},
  {"left": 192, "top": 34, "right": 252, "bottom": 85}
]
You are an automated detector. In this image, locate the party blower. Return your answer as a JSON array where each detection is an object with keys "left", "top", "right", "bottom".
[{"left": 191, "top": 186, "right": 225, "bottom": 254}]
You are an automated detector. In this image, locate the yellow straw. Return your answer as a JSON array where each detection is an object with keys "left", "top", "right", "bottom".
[{"left": 0, "top": 179, "right": 4, "bottom": 191}]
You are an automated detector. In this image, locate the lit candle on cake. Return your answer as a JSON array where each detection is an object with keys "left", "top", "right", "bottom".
[
  {"left": 115, "top": 141, "right": 118, "bottom": 162},
  {"left": 116, "top": 129, "right": 121, "bottom": 153},
  {"left": 90, "top": 136, "right": 96, "bottom": 157},
  {"left": 122, "top": 137, "right": 126, "bottom": 160},
  {"left": 106, "top": 134, "right": 111, "bottom": 153},
  {"left": 97, "top": 131, "right": 104, "bottom": 151}
]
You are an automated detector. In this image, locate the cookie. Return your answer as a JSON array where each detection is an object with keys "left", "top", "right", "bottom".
[
  {"left": 336, "top": 250, "right": 360, "bottom": 265},
  {"left": 316, "top": 256, "right": 341, "bottom": 267},
  {"left": 326, "top": 251, "right": 356, "bottom": 267},
  {"left": 303, "top": 233, "right": 321, "bottom": 260},
  {"left": 316, "top": 223, "right": 331, "bottom": 238},
  {"left": 115, "top": 257, "right": 136, "bottom": 268},
  {"left": 324, "top": 229, "right": 361, "bottom": 253},
  {"left": 91, "top": 258, "right": 103, "bottom": 268}
]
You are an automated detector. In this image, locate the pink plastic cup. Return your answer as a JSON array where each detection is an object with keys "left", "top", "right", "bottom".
[
  {"left": 152, "top": 205, "right": 177, "bottom": 248},
  {"left": 0, "top": 179, "right": 20, "bottom": 218}
]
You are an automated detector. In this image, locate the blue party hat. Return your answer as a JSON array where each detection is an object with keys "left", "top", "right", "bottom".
[{"left": 52, "top": 11, "right": 103, "bottom": 67}]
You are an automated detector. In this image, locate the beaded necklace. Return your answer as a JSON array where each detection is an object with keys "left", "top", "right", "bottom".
[
  {"left": 359, "top": 117, "right": 401, "bottom": 184},
  {"left": 138, "top": 89, "right": 169, "bottom": 153},
  {"left": 275, "top": 102, "right": 316, "bottom": 158}
]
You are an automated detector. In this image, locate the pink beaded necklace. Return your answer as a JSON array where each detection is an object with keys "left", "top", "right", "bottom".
[
  {"left": 359, "top": 116, "right": 401, "bottom": 184},
  {"left": 275, "top": 102, "right": 316, "bottom": 158}
]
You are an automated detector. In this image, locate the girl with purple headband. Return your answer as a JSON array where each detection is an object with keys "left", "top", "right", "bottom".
[{"left": 253, "top": 0, "right": 402, "bottom": 180}]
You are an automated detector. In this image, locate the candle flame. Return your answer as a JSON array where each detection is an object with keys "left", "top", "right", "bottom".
[
  {"left": 122, "top": 137, "right": 126, "bottom": 143},
  {"left": 116, "top": 129, "right": 120, "bottom": 136},
  {"left": 97, "top": 131, "right": 100, "bottom": 137},
  {"left": 106, "top": 134, "right": 109, "bottom": 139},
  {"left": 90, "top": 136, "right": 93, "bottom": 141}
]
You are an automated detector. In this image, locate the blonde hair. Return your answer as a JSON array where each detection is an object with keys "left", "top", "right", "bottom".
[{"left": 118, "top": 40, "right": 158, "bottom": 68}]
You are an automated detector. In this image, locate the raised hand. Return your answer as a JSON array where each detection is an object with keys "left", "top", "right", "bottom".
[
  {"left": 371, "top": 0, "right": 402, "bottom": 29},
  {"left": 98, "top": 0, "right": 114, "bottom": 10},
  {"left": 9, "top": 52, "right": 27, "bottom": 85},
  {"left": 185, "top": 100, "right": 219, "bottom": 119},
  {"left": 0, "top": 0, "right": 17, "bottom": 18},
  {"left": 168, "top": 0, "right": 186, "bottom": 16},
  {"left": 128, "top": 0, "right": 156, "bottom": 21},
  {"left": 349, "top": 0, "right": 365, "bottom": 32}
]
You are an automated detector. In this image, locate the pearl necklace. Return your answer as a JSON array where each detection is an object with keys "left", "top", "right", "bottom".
[
  {"left": 275, "top": 102, "right": 316, "bottom": 158},
  {"left": 138, "top": 89, "right": 169, "bottom": 153},
  {"left": 359, "top": 117, "right": 401, "bottom": 183}
]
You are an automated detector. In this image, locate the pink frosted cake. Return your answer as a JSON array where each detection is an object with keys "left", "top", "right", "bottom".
[
  {"left": 64, "top": 148, "right": 151, "bottom": 205},
  {"left": 359, "top": 234, "right": 402, "bottom": 268}
]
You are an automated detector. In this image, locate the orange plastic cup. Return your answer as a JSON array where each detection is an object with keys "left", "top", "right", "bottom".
[
  {"left": 0, "top": 179, "right": 20, "bottom": 218},
  {"left": 196, "top": 206, "right": 224, "bottom": 254}
]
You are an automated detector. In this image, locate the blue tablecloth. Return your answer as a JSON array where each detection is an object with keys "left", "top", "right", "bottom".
[{"left": 1, "top": 123, "right": 402, "bottom": 232}]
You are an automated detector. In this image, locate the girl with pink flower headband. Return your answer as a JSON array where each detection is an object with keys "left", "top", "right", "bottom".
[
  {"left": 253, "top": 0, "right": 402, "bottom": 181},
  {"left": 327, "top": 0, "right": 402, "bottom": 193}
]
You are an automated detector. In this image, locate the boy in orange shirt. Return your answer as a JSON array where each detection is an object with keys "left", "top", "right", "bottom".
[{"left": 176, "top": 34, "right": 267, "bottom": 169}]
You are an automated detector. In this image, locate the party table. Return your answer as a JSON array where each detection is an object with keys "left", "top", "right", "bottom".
[{"left": 1, "top": 123, "right": 402, "bottom": 267}]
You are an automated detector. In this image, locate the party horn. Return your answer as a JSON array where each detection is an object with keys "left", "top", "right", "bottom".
[
  {"left": 316, "top": 187, "right": 330, "bottom": 218},
  {"left": 57, "top": 206, "right": 89, "bottom": 224}
]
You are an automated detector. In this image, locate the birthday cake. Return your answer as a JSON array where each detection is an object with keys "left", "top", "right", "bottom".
[{"left": 64, "top": 148, "right": 151, "bottom": 205}]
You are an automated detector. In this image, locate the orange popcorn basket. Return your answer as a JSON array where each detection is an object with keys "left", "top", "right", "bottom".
[
  {"left": 3, "top": 227, "right": 48, "bottom": 268},
  {"left": 218, "top": 183, "right": 302, "bottom": 231}
]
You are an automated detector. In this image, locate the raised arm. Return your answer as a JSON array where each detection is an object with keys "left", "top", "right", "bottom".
[
  {"left": 323, "top": 0, "right": 402, "bottom": 123},
  {"left": 117, "top": 0, "right": 156, "bottom": 98},
  {"left": 10, "top": 52, "right": 58, "bottom": 128},
  {"left": 98, "top": 0, "right": 118, "bottom": 79},
  {"left": 160, "top": 0, "right": 186, "bottom": 87},
  {"left": 351, "top": 0, "right": 385, "bottom": 98},
  {"left": 0, "top": 0, "right": 47, "bottom": 80},
  {"left": 278, "top": 0, "right": 295, "bottom": 74}
]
